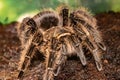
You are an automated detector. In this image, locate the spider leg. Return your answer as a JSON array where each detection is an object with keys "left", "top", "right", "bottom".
[
  {"left": 18, "top": 18, "right": 37, "bottom": 46},
  {"left": 84, "top": 37, "right": 103, "bottom": 71},
  {"left": 18, "top": 44, "right": 36, "bottom": 78},
  {"left": 84, "top": 23, "right": 106, "bottom": 51},
  {"left": 75, "top": 44, "right": 87, "bottom": 66},
  {"left": 44, "top": 37, "right": 67, "bottom": 80},
  {"left": 91, "top": 28, "right": 106, "bottom": 51},
  {"left": 70, "top": 14, "right": 103, "bottom": 71},
  {"left": 44, "top": 49, "right": 67, "bottom": 80},
  {"left": 18, "top": 18, "right": 43, "bottom": 78},
  {"left": 17, "top": 17, "right": 30, "bottom": 46},
  {"left": 43, "top": 38, "right": 58, "bottom": 80},
  {"left": 18, "top": 31, "right": 42, "bottom": 78},
  {"left": 70, "top": 10, "right": 106, "bottom": 51},
  {"left": 77, "top": 23, "right": 103, "bottom": 71},
  {"left": 68, "top": 35, "right": 87, "bottom": 66},
  {"left": 59, "top": 6, "right": 69, "bottom": 27},
  {"left": 53, "top": 42, "right": 68, "bottom": 76}
]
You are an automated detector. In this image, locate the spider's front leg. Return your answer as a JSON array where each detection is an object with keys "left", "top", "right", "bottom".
[
  {"left": 44, "top": 36, "right": 68, "bottom": 80},
  {"left": 17, "top": 18, "right": 43, "bottom": 78},
  {"left": 69, "top": 35, "right": 87, "bottom": 66}
]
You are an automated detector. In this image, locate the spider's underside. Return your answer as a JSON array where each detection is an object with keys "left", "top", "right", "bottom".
[{"left": 17, "top": 6, "right": 106, "bottom": 80}]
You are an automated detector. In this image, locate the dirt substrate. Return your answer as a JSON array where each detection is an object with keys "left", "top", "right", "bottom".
[{"left": 0, "top": 12, "right": 120, "bottom": 80}]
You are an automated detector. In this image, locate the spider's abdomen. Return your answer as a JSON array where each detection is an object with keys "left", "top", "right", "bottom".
[
  {"left": 33, "top": 10, "right": 61, "bottom": 31},
  {"left": 40, "top": 16, "right": 59, "bottom": 30}
]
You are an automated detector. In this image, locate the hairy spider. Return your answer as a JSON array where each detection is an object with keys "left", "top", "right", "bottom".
[{"left": 17, "top": 6, "right": 106, "bottom": 80}]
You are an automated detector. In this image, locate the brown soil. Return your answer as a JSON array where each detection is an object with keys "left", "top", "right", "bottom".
[{"left": 0, "top": 12, "right": 120, "bottom": 80}]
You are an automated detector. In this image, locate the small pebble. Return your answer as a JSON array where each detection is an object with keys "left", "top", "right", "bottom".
[{"left": 103, "top": 59, "right": 108, "bottom": 64}]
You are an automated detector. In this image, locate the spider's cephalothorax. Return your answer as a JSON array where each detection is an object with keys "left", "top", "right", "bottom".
[{"left": 17, "top": 6, "right": 106, "bottom": 80}]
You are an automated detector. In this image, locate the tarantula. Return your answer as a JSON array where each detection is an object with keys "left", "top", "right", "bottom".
[{"left": 17, "top": 6, "right": 106, "bottom": 80}]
